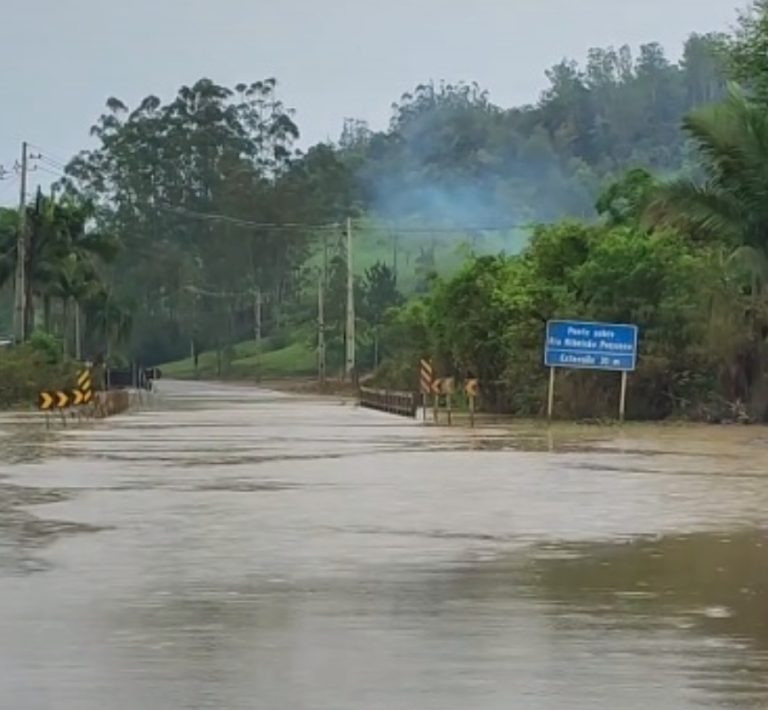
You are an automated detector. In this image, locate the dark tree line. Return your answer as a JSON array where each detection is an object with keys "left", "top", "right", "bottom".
[{"left": 0, "top": 27, "right": 732, "bottom": 372}]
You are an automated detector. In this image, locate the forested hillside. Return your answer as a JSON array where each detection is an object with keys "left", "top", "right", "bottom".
[
  {"left": 6, "top": 2, "right": 767, "bottom": 419},
  {"left": 22, "top": 33, "right": 722, "bottom": 366},
  {"left": 347, "top": 34, "right": 726, "bottom": 224}
]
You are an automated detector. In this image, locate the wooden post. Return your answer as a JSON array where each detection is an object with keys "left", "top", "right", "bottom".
[
  {"left": 447, "top": 393, "right": 452, "bottom": 426},
  {"left": 469, "top": 395, "right": 476, "bottom": 428},
  {"left": 422, "top": 393, "right": 427, "bottom": 421},
  {"left": 345, "top": 217, "right": 355, "bottom": 381},
  {"left": 433, "top": 393, "right": 439, "bottom": 424},
  {"left": 13, "top": 141, "right": 28, "bottom": 343},
  {"left": 619, "top": 370, "right": 628, "bottom": 422},
  {"left": 547, "top": 367, "right": 556, "bottom": 421},
  {"left": 318, "top": 276, "right": 326, "bottom": 384}
]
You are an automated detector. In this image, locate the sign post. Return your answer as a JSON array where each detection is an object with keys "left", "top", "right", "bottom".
[
  {"left": 443, "top": 377, "right": 455, "bottom": 426},
  {"left": 619, "top": 371, "right": 628, "bottom": 422},
  {"left": 547, "top": 367, "right": 556, "bottom": 421},
  {"left": 465, "top": 379, "right": 479, "bottom": 428},
  {"left": 544, "top": 320, "right": 639, "bottom": 421},
  {"left": 431, "top": 378, "right": 442, "bottom": 424},
  {"left": 419, "top": 358, "right": 433, "bottom": 421}
]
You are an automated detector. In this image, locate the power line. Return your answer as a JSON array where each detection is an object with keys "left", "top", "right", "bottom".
[
  {"left": 27, "top": 144, "right": 68, "bottom": 168},
  {"left": 31, "top": 165, "right": 66, "bottom": 179},
  {"left": 182, "top": 284, "right": 261, "bottom": 299},
  {"left": 376, "top": 224, "right": 534, "bottom": 234},
  {"left": 160, "top": 204, "right": 533, "bottom": 234},
  {"left": 38, "top": 155, "right": 67, "bottom": 171},
  {"left": 0, "top": 175, "right": 19, "bottom": 199},
  {"left": 12, "top": 146, "right": 534, "bottom": 233},
  {"left": 159, "top": 204, "right": 340, "bottom": 231}
]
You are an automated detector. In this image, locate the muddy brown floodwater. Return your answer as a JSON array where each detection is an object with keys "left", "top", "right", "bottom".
[{"left": 1, "top": 380, "right": 767, "bottom": 709}]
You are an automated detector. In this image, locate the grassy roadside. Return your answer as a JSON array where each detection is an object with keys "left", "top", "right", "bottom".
[{"left": 162, "top": 338, "right": 317, "bottom": 381}]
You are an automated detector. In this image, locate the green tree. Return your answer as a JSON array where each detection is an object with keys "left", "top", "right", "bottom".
[
  {"left": 62, "top": 78, "right": 305, "bottom": 364},
  {"left": 647, "top": 90, "right": 768, "bottom": 250},
  {"left": 648, "top": 89, "right": 768, "bottom": 416},
  {"left": 0, "top": 197, "right": 118, "bottom": 354},
  {"left": 728, "top": 1, "right": 768, "bottom": 103},
  {"left": 361, "top": 261, "right": 403, "bottom": 367},
  {"left": 596, "top": 168, "right": 659, "bottom": 226}
]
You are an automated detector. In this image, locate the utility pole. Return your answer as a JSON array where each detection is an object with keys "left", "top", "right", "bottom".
[
  {"left": 75, "top": 303, "right": 82, "bottom": 360},
  {"left": 345, "top": 217, "right": 355, "bottom": 382},
  {"left": 322, "top": 230, "right": 329, "bottom": 291},
  {"left": 253, "top": 286, "right": 263, "bottom": 380},
  {"left": 13, "top": 141, "right": 28, "bottom": 343},
  {"left": 392, "top": 229, "right": 399, "bottom": 283},
  {"left": 254, "top": 287, "right": 262, "bottom": 345},
  {"left": 318, "top": 274, "right": 326, "bottom": 384}
]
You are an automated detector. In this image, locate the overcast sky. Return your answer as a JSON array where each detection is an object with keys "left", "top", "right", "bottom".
[{"left": 0, "top": 0, "right": 741, "bottom": 203}]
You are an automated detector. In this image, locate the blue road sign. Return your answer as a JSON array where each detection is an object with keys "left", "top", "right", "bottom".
[{"left": 545, "top": 320, "right": 639, "bottom": 372}]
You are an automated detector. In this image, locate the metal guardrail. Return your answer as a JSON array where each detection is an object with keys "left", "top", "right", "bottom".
[
  {"left": 359, "top": 387, "right": 418, "bottom": 418},
  {"left": 106, "top": 367, "right": 161, "bottom": 391}
]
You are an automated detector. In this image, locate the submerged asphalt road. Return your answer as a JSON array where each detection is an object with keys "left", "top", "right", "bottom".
[{"left": 0, "top": 380, "right": 767, "bottom": 709}]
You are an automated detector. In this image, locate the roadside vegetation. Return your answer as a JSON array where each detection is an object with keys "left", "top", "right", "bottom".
[{"left": 0, "top": 332, "right": 79, "bottom": 407}]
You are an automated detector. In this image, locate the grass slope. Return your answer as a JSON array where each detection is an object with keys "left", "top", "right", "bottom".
[
  {"left": 162, "top": 338, "right": 316, "bottom": 380},
  {"left": 308, "top": 224, "right": 529, "bottom": 294}
]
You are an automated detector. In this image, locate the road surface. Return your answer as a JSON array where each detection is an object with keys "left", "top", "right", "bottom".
[{"left": 0, "top": 380, "right": 767, "bottom": 709}]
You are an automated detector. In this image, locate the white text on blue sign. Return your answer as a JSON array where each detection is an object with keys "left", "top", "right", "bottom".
[{"left": 544, "top": 321, "right": 639, "bottom": 372}]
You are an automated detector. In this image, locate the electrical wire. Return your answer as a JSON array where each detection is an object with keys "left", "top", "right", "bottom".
[
  {"left": 27, "top": 144, "right": 69, "bottom": 169},
  {"left": 19, "top": 143, "right": 535, "bottom": 234},
  {"left": 38, "top": 155, "right": 67, "bottom": 172},
  {"left": 30, "top": 165, "right": 66, "bottom": 179},
  {"left": 159, "top": 204, "right": 532, "bottom": 234},
  {"left": 373, "top": 224, "right": 534, "bottom": 233},
  {"left": 20, "top": 146, "right": 532, "bottom": 233},
  {"left": 19, "top": 147, "right": 533, "bottom": 234},
  {"left": 158, "top": 204, "right": 340, "bottom": 231},
  {"left": 0, "top": 174, "right": 18, "bottom": 199}
]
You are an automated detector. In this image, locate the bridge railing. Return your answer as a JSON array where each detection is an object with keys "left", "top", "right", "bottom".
[
  {"left": 359, "top": 387, "right": 418, "bottom": 418},
  {"left": 105, "top": 367, "right": 161, "bottom": 391}
]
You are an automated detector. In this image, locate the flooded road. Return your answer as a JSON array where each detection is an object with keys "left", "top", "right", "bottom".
[{"left": 1, "top": 380, "right": 767, "bottom": 709}]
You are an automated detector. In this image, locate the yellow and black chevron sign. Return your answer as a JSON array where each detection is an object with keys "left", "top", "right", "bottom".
[
  {"left": 38, "top": 391, "right": 55, "bottom": 411},
  {"left": 419, "top": 358, "right": 433, "bottom": 395},
  {"left": 77, "top": 369, "right": 92, "bottom": 393},
  {"left": 38, "top": 369, "right": 94, "bottom": 411},
  {"left": 70, "top": 387, "right": 93, "bottom": 405},
  {"left": 73, "top": 369, "right": 93, "bottom": 406},
  {"left": 38, "top": 390, "right": 71, "bottom": 411}
]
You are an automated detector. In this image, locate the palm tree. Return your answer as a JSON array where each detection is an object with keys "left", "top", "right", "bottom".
[
  {"left": 0, "top": 210, "right": 18, "bottom": 334},
  {"left": 52, "top": 253, "right": 105, "bottom": 359},
  {"left": 1, "top": 196, "right": 119, "bottom": 352},
  {"left": 647, "top": 88, "right": 768, "bottom": 415},
  {"left": 82, "top": 286, "right": 133, "bottom": 359},
  {"left": 647, "top": 88, "right": 768, "bottom": 252}
]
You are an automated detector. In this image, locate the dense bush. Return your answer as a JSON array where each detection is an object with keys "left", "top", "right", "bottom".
[
  {"left": 375, "top": 221, "right": 728, "bottom": 419},
  {"left": 0, "top": 344, "right": 79, "bottom": 408}
]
